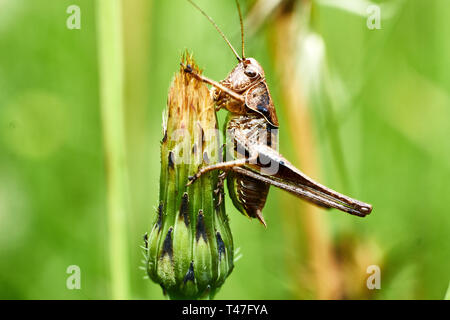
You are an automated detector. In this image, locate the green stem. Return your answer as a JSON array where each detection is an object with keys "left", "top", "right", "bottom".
[{"left": 97, "top": 0, "right": 131, "bottom": 300}]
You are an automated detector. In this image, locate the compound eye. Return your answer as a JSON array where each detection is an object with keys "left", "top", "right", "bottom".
[{"left": 244, "top": 69, "right": 258, "bottom": 78}]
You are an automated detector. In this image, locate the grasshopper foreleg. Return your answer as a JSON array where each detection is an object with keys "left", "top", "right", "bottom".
[{"left": 180, "top": 62, "right": 245, "bottom": 103}]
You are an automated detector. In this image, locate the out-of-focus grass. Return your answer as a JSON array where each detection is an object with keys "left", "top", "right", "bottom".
[
  {"left": 0, "top": 0, "right": 448, "bottom": 299},
  {"left": 97, "top": 0, "right": 131, "bottom": 299},
  {"left": 445, "top": 282, "right": 450, "bottom": 300}
]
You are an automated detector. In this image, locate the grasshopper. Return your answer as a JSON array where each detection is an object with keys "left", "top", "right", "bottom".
[{"left": 183, "top": 0, "right": 372, "bottom": 226}]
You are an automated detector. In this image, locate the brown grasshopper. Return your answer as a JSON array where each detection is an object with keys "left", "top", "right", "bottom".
[{"left": 183, "top": 0, "right": 372, "bottom": 226}]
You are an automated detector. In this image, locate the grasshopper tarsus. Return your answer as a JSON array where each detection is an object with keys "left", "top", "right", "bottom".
[
  {"left": 214, "top": 173, "right": 226, "bottom": 208},
  {"left": 186, "top": 175, "right": 196, "bottom": 187},
  {"left": 215, "top": 189, "right": 224, "bottom": 208},
  {"left": 143, "top": 232, "right": 149, "bottom": 249},
  {"left": 180, "top": 62, "right": 193, "bottom": 74}
]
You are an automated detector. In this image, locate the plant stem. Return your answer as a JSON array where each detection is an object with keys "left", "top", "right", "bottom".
[
  {"left": 97, "top": 0, "right": 131, "bottom": 300},
  {"left": 270, "top": 1, "right": 342, "bottom": 299},
  {"left": 122, "top": 0, "right": 152, "bottom": 298}
]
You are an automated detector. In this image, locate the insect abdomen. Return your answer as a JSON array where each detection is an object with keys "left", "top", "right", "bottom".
[{"left": 227, "top": 171, "right": 269, "bottom": 226}]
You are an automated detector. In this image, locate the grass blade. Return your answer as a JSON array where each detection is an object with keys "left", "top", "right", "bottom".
[{"left": 97, "top": 0, "right": 131, "bottom": 300}]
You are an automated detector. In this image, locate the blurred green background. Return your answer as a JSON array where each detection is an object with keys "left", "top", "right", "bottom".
[{"left": 0, "top": 0, "right": 449, "bottom": 299}]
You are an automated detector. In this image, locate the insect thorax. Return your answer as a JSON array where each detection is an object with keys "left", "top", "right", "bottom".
[
  {"left": 212, "top": 85, "right": 247, "bottom": 115},
  {"left": 225, "top": 113, "right": 278, "bottom": 159}
]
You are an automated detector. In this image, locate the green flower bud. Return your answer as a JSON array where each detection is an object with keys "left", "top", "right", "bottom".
[{"left": 145, "top": 53, "right": 234, "bottom": 300}]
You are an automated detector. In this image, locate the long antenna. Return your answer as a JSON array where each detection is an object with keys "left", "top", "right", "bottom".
[
  {"left": 187, "top": 0, "right": 242, "bottom": 61},
  {"left": 235, "top": 0, "right": 245, "bottom": 59}
]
